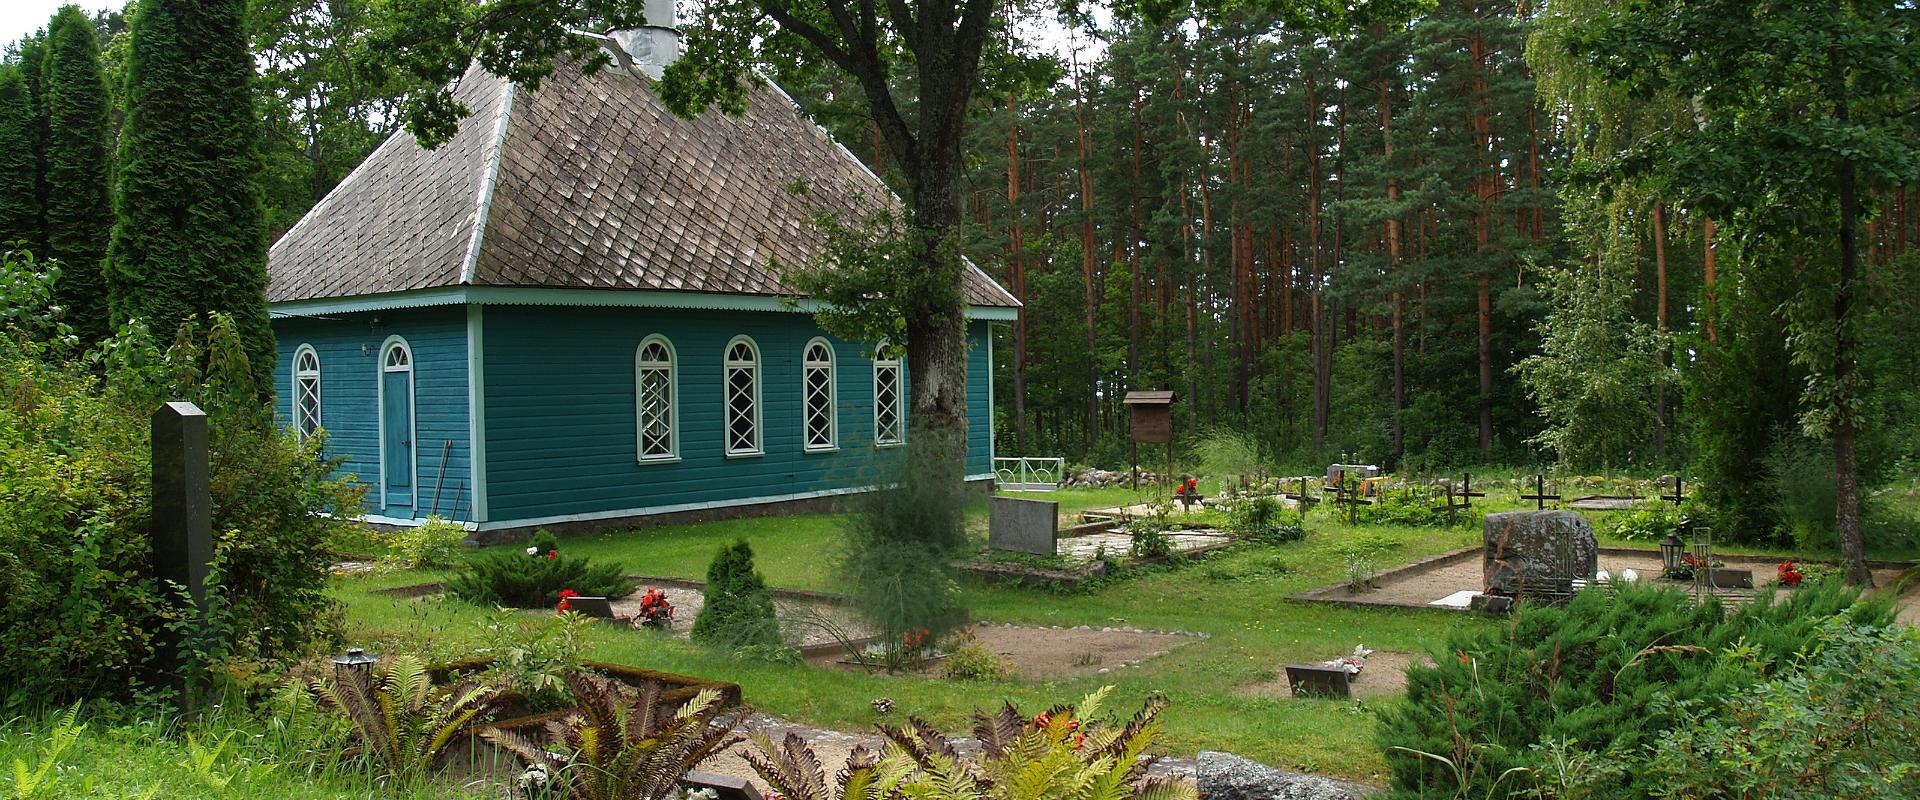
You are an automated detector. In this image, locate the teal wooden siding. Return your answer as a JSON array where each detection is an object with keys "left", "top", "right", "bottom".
[
  {"left": 272, "top": 307, "right": 473, "bottom": 521},
  {"left": 481, "top": 306, "right": 995, "bottom": 524}
]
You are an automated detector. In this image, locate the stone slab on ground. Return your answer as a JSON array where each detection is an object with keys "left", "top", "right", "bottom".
[
  {"left": 1058, "top": 530, "right": 1232, "bottom": 561},
  {"left": 1483, "top": 510, "right": 1597, "bottom": 596},
  {"left": 1197, "top": 751, "right": 1371, "bottom": 800}
]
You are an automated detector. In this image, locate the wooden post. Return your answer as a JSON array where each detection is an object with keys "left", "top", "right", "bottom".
[{"left": 151, "top": 401, "right": 213, "bottom": 711}]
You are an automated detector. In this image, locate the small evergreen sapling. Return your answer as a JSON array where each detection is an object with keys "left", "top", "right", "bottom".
[
  {"left": 691, "top": 539, "right": 782, "bottom": 650},
  {"left": 447, "top": 530, "right": 635, "bottom": 608}
]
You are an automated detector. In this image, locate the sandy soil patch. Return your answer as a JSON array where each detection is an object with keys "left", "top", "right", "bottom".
[
  {"left": 607, "top": 586, "right": 875, "bottom": 648},
  {"left": 809, "top": 623, "right": 1201, "bottom": 681}
]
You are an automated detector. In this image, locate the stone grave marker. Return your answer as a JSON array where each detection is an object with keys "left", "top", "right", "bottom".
[
  {"left": 989, "top": 496, "right": 1059, "bottom": 556},
  {"left": 151, "top": 401, "right": 213, "bottom": 711},
  {"left": 1483, "top": 510, "right": 1596, "bottom": 599}
]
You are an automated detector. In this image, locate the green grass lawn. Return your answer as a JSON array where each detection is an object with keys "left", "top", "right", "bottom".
[
  {"left": 330, "top": 483, "right": 1920, "bottom": 785},
  {"left": 336, "top": 487, "right": 1491, "bottom": 784}
]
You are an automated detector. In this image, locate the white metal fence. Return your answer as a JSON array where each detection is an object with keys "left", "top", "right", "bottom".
[{"left": 993, "top": 457, "right": 1065, "bottom": 491}]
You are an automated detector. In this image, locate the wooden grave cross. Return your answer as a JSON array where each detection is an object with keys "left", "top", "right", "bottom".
[
  {"left": 1432, "top": 482, "right": 1471, "bottom": 526},
  {"left": 1661, "top": 476, "right": 1686, "bottom": 506},
  {"left": 1330, "top": 477, "right": 1372, "bottom": 524},
  {"left": 1520, "top": 473, "right": 1561, "bottom": 510},
  {"left": 1458, "top": 473, "right": 1487, "bottom": 505},
  {"left": 1281, "top": 476, "right": 1320, "bottom": 521}
]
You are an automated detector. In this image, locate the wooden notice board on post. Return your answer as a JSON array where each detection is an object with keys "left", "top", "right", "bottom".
[{"left": 1124, "top": 391, "right": 1175, "bottom": 490}]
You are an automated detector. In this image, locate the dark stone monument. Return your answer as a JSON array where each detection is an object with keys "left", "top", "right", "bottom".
[
  {"left": 1483, "top": 510, "right": 1597, "bottom": 598},
  {"left": 152, "top": 401, "right": 213, "bottom": 710},
  {"left": 1197, "top": 751, "right": 1367, "bottom": 800},
  {"left": 989, "top": 496, "right": 1059, "bottom": 556},
  {"left": 1284, "top": 664, "right": 1352, "bottom": 698}
]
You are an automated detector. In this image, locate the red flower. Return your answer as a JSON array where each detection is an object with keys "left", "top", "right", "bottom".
[
  {"left": 1186, "top": 478, "right": 1197, "bottom": 488},
  {"left": 547, "top": 549, "right": 558, "bottom": 560},
  {"left": 557, "top": 588, "right": 580, "bottom": 612}
]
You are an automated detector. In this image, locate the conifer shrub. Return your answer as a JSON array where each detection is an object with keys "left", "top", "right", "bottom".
[
  {"left": 691, "top": 540, "right": 782, "bottom": 650},
  {"left": 446, "top": 532, "right": 635, "bottom": 608},
  {"left": 1376, "top": 581, "right": 1894, "bottom": 799},
  {"left": 1, "top": 255, "right": 357, "bottom": 702}
]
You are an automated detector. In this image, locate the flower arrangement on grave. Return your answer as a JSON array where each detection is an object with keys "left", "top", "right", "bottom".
[
  {"left": 1174, "top": 477, "right": 1199, "bottom": 496},
  {"left": 1667, "top": 554, "right": 1724, "bottom": 581},
  {"left": 1317, "top": 644, "right": 1373, "bottom": 675},
  {"left": 634, "top": 587, "right": 674, "bottom": 629},
  {"left": 556, "top": 588, "right": 579, "bottom": 613},
  {"left": 1777, "top": 562, "right": 1805, "bottom": 587}
]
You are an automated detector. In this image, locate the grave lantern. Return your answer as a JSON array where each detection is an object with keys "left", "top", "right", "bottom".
[
  {"left": 331, "top": 647, "right": 380, "bottom": 677},
  {"left": 1659, "top": 532, "right": 1685, "bottom": 576}
]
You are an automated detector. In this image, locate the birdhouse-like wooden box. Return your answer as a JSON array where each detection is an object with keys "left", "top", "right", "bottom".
[{"left": 1124, "top": 391, "right": 1175, "bottom": 444}]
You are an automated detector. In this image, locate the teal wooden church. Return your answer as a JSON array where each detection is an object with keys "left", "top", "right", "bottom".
[{"left": 265, "top": 24, "right": 1017, "bottom": 536}]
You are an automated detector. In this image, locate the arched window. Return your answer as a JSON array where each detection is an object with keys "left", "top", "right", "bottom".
[
  {"left": 802, "top": 338, "right": 836, "bottom": 451},
  {"left": 873, "top": 340, "right": 904, "bottom": 447},
  {"left": 635, "top": 336, "right": 678, "bottom": 461},
  {"left": 293, "top": 345, "right": 321, "bottom": 440},
  {"left": 723, "top": 336, "right": 761, "bottom": 456}
]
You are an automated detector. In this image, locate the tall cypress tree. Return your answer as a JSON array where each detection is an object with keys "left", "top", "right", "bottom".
[
  {"left": 107, "top": 0, "right": 273, "bottom": 389},
  {"left": 42, "top": 5, "right": 115, "bottom": 344},
  {"left": 0, "top": 67, "right": 43, "bottom": 251}
]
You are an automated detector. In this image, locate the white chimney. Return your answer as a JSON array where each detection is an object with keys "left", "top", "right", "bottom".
[{"left": 606, "top": 0, "right": 680, "bottom": 81}]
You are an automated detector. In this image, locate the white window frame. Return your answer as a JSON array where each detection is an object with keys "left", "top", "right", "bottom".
[
  {"left": 802, "top": 338, "right": 838, "bottom": 452},
  {"left": 723, "top": 336, "right": 762, "bottom": 457},
  {"left": 292, "top": 344, "right": 321, "bottom": 440},
  {"left": 873, "top": 340, "right": 905, "bottom": 447},
  {"left": 634, "top": 335, "right": 679, "bottom": 463}
]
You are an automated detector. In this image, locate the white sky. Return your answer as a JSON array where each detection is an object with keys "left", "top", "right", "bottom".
[{"left": 3, "top": 1, "right": 123, "bottom": 52}]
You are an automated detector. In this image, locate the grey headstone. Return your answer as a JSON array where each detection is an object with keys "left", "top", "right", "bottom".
[
  {"left": 151, "top": 400, "right": 213, "bottom": 709},
  {"left": 1197, "top": 751, "right": 1368, "bottom": 800},
  {"left": 1326, "top": 464, "right": 1380, "bottom": 482},
  {"left": 1483, "top": 510, "right": 1597, "bottom": 597},
  {"left": 989, "top": 496, "right": 1059, "bottom": 556}
]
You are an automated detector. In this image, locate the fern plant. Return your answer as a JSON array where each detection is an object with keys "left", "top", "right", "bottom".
[
  {"left": 483, "top": 671, "right": 745, "bottom": 800},
  {"left": 747, "top": 687, "right": 1195, "bottom": 800},
  {"left": 308, "top": 654, "right": 504, "bottom": 784}
]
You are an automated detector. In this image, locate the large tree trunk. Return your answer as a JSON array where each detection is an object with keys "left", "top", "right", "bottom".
[
  {"left": 1074, "top": 77, "right": 1100, "bottom": 451},
  {"left": 1833, "top": 85, "right": 1870, "bottom": 587},
  {"left": 1653, "top": 202, "right": 1669, "bottom": 459},
  {"left": 1006, "top": 96, "right": 1028, "bottom": 451}
]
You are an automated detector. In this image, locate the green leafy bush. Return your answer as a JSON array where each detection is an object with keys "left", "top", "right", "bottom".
[
  {"left": 1358, "top": 489, "right": 1478, "bottom": 528},
  {"left": 1, "top": 253, "right": 357, "bottom": 703},
  {"left": 1598, "top": 503, "right": 1692, "bottom": 542},
  {"left": 1376, "top": 582, "right": 1894, "bottom": 799},
  {"left": 835, "top": 437, "right": 968, "bottom": 645},
  {"left": 1630, "top": 614, "right": 1920, "bottom": 799},
  {"left": 469, "top": 608, "right": 589, "bottom": 712},
  {"left": 446, "top": 534, "right": 635, "bottom": 609},
  {"left": 939, "top": 629, "right": 1013, "bottom": 681},
  {"left": 379, "top": 516, "right": 468, "bottom": 570},
  {"left": 1228, "top": 495, "right": 1305, "bottom": 543},
  {"left": 1764, "top": 432, "right": 1837, "bottom": 548},
  {"left": 692, "top": 540, "right": 782, "bottom": 650}
]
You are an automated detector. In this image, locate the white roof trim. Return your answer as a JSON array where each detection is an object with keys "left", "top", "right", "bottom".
[{"left": 461, "top": 82, "right": 516, "bottom": 285}]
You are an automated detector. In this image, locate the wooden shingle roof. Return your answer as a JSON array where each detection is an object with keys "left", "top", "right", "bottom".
[{"left": 267, "top": 61, "right": 1019, "bottom": 309}]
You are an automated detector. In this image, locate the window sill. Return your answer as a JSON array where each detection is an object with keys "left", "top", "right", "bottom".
[
  {"left": 876, "top": 441, "right": 906, "bottom": 449},
  {"left": 636, "top": 455, "right": 681, "bottom": 466},
  {"left": 725, "top": 450, "right": 764, "bottom": 459},
  {"left": 803, "top": 445, "right": 840, "bottom": 454}
]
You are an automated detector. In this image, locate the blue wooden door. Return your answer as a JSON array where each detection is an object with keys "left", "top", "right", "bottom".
[{"left": 382, "top": 345, "right": 414, "bottom": 508}]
